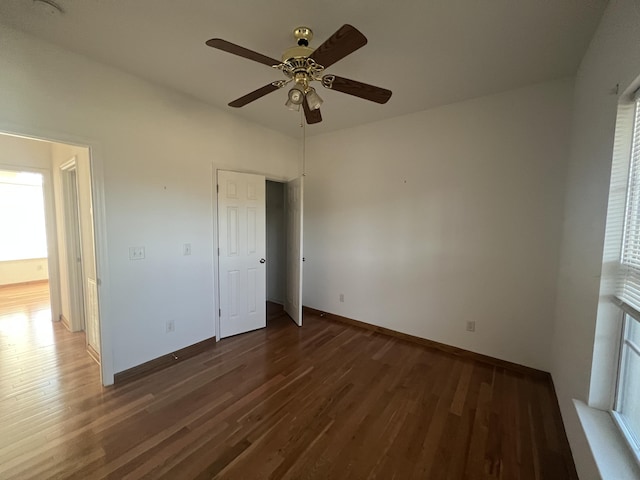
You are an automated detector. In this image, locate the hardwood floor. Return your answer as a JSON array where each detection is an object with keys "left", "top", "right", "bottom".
[{"left": 0, "top": 283, "right": 577, "bottom": 479}]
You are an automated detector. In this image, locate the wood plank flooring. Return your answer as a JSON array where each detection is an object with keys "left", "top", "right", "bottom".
[{"left": 0, "top": 283, "right": 577, "bottom": 479}]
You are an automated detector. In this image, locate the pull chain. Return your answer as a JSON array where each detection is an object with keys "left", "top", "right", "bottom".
[{"left": 300, "top": 109, "right": 306, "bottom": 177}]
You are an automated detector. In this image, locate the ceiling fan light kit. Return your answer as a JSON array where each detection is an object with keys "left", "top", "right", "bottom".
[
  {"left": 285, "top": 98, "right": 300, "bottom": 112},
  {"left": 287, "top": 84, "right": 305, "bottom": 105},
  {"left": 206, "top": 24, "right": 392, "bottom": 125},
  {"left": 305, "top": 88, "right": 323, "bottom": 110}
]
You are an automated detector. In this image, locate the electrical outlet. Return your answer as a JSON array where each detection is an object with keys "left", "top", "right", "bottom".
[
  {"left": 466, "top": 321, "right": 476, "bottom": 332},
  {"left": 166, "top": 320, "right": 175, "bottom": 333},
  {"left": 183, "top": 243, "right": 191, "bottom": 256},
  {"left": 339, "top": 293, "right": 344, "bottom": 303},
  {"left": 129, "top": 246, "right": 145, "bottom": 260}
]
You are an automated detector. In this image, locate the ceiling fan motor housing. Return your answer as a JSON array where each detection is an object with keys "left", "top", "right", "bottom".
[
  {"left": 278, "top": 27, "right": 326, "bottom": 91},
  {"left": 281, "top": 46, "right": 314, "bottom": 64}
]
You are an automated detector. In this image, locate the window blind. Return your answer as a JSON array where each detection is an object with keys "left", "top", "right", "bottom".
[{"left": 621, "top": 99, "right": 640, "bottom": 310}]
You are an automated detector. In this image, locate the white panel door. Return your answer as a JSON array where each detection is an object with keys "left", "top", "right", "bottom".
[
  {"left": 285, "top": 176, "right": 303, "bottom": 326},
  {"left": 218, "top": 170, "right": 266, "bottom": 338}
]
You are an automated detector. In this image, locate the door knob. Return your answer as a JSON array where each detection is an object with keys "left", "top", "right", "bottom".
[{"left": 260, "top": 258, "right": 266, "bottom": 264}]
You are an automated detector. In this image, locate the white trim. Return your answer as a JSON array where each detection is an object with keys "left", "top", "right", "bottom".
[
  {"left": 575, "top": 400, "right": 640, "bottom": 479},
  {"left": 625, "top": 338, "right": 640, "bottom": 356},
  {"left": 87, "top": 143, "right": 113, "bottom": 385},
  {"left": 212, "top": 165, "right": 220, "bottom": 341},
  {"left": 613, "top": 299, "right": 640, "bottom": 473},
  {"left": 60, "top": 156, "right": 77, "bottom": 172},
  {"left": 612, "top": 411, "right": 640, "bottom": 470},
  {"left": 0, "top": 124, "right": 113, "bottom": 386},
  {"left": 614, "top": 296, "right": 640, "bottom": 321},
  {"left": 60, "top": 157, "right": 86, "bottom": 333}
]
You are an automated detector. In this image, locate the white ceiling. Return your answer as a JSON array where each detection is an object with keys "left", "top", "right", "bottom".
[{"left": 0, "top": 0, "right": 607, "bottom": 137}]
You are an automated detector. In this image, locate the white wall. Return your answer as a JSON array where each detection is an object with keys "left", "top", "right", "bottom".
[
  {"left": 304, "top": 78, "right": 573, "bottom": 371},
  {"left": 551, "top": 0, "right": 640, "bottom": 477},
  {"left": 266, "top": 180, "right": 286, "bottom": 304},
  {"left": 0, "top": 258, "right": 48, "bottom": 286},
  {"left": 0, "top": 25, "right": 298, "bottom": 380}
]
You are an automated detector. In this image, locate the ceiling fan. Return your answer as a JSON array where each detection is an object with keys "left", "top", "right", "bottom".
[{"left": 205, "top": 25, "right": 392, "bottom": 125}]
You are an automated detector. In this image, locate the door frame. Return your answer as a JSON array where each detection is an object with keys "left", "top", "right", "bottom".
[
  {"left": 212, "top": 165, "right": 293, "bottom": 341},
  {"left": 0, "top": 125, "right": 113, "bottom": 386},
  {"left": 60, "top": 157, "right": 86, "bottom": 333}
]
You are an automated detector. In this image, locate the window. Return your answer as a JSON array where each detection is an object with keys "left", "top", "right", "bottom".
[
  {"left": 0, "top": 170, "right": 48, "bottom": 262},
  {"left": 615, "top": 313, "right": 640, "bottom": 461},
  {"left": 615, "top": 95, "right": 640, "bottom": 465},
  {"left": 621, "top": 97, "right": 640, "bottom": 308}
]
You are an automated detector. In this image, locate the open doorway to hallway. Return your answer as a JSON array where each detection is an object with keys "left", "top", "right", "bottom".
[{"left": 0, "top": 132, "right": 101, "bottom": 372}]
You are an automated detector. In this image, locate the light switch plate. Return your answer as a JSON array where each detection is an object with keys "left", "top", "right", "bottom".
[{"left": 129, "top": 246, "right": 145, "bottom": 260}]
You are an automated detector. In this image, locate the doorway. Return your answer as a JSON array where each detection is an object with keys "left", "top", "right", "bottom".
[
  {"left": 266, "top": 180, "right": 286, "bottom": 314},
  {"left": 215, "top": 170, "right": 304, "bottom": 339},
  {"left": 55, "top": 149, "right": 101, "bottom": 364},
  {"left": 0, "top": 132, "right": 103, "bottom": 374},
  {"left": 266, "top": 180, "right": 297, "bottom": 324}
]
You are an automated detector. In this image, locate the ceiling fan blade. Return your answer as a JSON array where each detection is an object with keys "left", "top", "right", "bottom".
[
  {"left": 206, "top": 39, "right": 281, "bottom": 67},
  {"left": 321, "top": 75, "right": 392, "bottom": 104},
  {"left": 303, "top": 97, "right": 322, "bottom": 124},
  {"left": 228, "top": 83, "right": 282, "bottom": 108},
  {"left": 308, "top": 24, "right": 367, "bottom": 69}
]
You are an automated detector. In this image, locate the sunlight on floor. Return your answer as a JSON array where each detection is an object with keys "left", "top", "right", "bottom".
[{"left": 0, "top": 309, "right": 53, "bottom": 345}]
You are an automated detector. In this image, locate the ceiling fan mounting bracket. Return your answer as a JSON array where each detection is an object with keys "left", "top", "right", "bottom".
[{"left": 293, "top": 26, "right": 313, "bottom": 46}]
